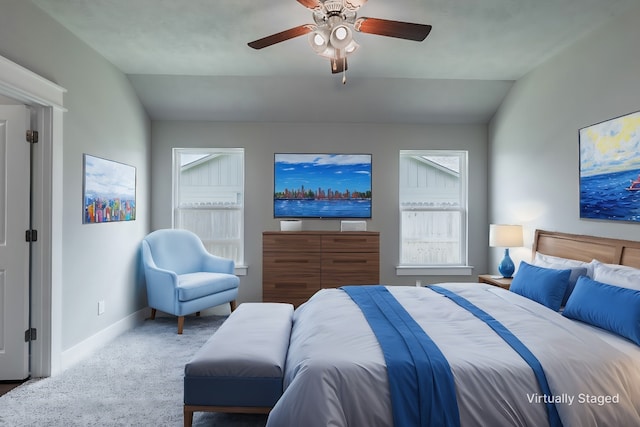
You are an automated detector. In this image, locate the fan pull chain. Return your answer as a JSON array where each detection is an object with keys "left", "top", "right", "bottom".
[{"left": 342, "top": 57, "right": 347, "bottom": 85}]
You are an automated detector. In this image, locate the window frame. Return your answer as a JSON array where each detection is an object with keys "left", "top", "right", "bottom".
[
  {"left": 172, "top": 147, "right": 246, "bottom": 274},
  {"left": 396, "top": 149, "right": 471, "bottom": 276}
]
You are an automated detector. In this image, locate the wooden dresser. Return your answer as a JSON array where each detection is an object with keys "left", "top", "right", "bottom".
[{"left": 263, "top": 231, "right": 380, "bottom": 307}]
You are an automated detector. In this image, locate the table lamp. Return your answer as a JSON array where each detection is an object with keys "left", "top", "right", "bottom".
[{"left": 489, "top": 224, "right": 523, "bottom": 278}]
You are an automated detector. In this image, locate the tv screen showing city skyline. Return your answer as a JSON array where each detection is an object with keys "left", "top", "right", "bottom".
[{"left": 274, "top": 153, "right": 372, "bottom": 218}]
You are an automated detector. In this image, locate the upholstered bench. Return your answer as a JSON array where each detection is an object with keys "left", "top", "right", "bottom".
[{"left": 183, "top": 302, "right": 294, "bottom": 427}]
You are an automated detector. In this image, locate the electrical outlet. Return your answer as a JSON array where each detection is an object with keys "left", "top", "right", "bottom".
[{"left": 98, "top": 300, "right": 105, "bottom": 315}]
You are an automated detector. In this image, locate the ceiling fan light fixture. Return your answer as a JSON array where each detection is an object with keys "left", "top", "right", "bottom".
[
  {"left": 330, "top": 25, "right": 353, "bottom": 50},
  {"left": 345, "top": 42, "right": 358, "bottom": 53},
  {"left": 335, "top": 26, "right": 348, "bottom": 40},
  {"left": 309, "top": 29, "right": 329, "bottom": 53},
  {"left": 248, "top": 0, "right": 432, "bottom": 77}
]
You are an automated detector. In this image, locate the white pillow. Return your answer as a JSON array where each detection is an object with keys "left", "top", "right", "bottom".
[
  {"left": 591, "top": 259, "right": 640, "bottom": 291},
  {"left": 533, "top": 252, "right": 594, "bottom": 277}
]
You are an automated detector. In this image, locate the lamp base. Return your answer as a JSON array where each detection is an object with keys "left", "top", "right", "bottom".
[{"left": 498, "top": 248, "right": 515, "bottom": 278}]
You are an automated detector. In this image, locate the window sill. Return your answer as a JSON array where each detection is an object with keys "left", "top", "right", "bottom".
[
  {"left": 234, "top": 265, "right": 248, "bottom": 276},
  {"left": 395, "top": 265, "right": 474, "bottom": 276}
]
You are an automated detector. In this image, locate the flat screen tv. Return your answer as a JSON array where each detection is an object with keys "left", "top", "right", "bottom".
[{"left": 274, "top": 153, "right": 372, "bottom": 218}]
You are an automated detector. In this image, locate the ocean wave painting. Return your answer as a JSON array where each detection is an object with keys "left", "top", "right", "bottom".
[{"left": 579, "top": 110, "right": 640, "bottom": 222}]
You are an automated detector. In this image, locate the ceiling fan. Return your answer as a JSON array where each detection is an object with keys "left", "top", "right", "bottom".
[{"left": 247, "top": 0, "right": 432, "bottom": 82}]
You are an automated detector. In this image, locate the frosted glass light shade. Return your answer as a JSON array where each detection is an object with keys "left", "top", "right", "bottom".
[{"left": 330, "top": 25, "right": 353, "bottom": 49}]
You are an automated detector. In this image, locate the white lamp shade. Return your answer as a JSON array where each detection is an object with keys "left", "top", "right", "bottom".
[{"left": 489, "top": 224, "right": 523, "bottom": 247}]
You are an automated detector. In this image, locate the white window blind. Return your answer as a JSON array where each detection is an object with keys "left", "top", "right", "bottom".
[
  {"left": 173, "top": 148, "right": 244, "bottom": 265},
  {"left": 399, "top": 150, "right": 468, "bottom": 266}
]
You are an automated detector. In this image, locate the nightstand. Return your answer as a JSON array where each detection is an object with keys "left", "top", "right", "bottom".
[{"left": 478, "top": 274, "right": 512, "bottom": 290}]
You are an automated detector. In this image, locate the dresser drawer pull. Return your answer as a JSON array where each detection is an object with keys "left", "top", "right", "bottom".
[
  {"left": 274, "top": 283, "right": 308, "bottom": 289},
  {"left": 332, "top": 259, "right": 368, "bottom": 263}
]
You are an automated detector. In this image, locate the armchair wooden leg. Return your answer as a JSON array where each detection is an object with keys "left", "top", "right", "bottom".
[
  {"left": 177, "top": 316, "right": 185, "bottom": 334},
  {"left": 230, "top": 300, "right": 237, "bottom": 312},
  {"left": 149, "top": 308, "right": 157, "bottom": 320},
  {"left": 195, "top": 311, "right": 201, "bottom": 317}
]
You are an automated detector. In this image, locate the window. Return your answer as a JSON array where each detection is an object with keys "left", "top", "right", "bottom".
[
  {"left": 173, "top": 148, "right": 245, "bottom": 269},
  {"left": 398, "top": 150, "right": 468, "bottom": 273}
]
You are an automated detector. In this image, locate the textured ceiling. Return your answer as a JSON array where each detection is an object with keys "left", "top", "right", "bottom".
[{"left": 31, "top": 0, "right": 639, "bottom": 123}]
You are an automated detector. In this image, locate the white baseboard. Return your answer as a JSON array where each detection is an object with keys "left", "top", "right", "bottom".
[{"left": 60, "top": 308, "right": 149, "bottom": 373}]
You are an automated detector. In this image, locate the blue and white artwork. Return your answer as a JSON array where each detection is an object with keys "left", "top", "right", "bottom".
[
  {"left": 579, "top": 111, "right": 640, "bottom": 222},
  {"left": 83, "top": 154, "right": 136, "bottom": 223},
  {"left": 274, "top": 153, "right": 372, "bottom": 218}
]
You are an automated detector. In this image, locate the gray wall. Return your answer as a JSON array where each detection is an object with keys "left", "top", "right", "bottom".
[
  {"left": 0, "top": 0, "right": 151, "bottom": 350},
  {"left": 488, "top": 4, "right": 640, "bottom": 272},
  {"left": 151, "top": 121, "right": 489, "bottom": 303}
]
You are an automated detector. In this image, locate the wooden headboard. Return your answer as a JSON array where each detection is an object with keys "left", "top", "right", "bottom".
[{"left": 532, "top": 229, "right": 640, "bottom": 269}]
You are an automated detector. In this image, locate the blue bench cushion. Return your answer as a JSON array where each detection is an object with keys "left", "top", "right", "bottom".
[
  {"left": 184, "top": 302, "right": 294, "bottom": 408},
  {"left": 177, "top": 272, "right": 239, "bottom": 301}
]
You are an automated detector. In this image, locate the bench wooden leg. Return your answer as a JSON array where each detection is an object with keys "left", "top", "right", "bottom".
[
  {"left": 184, "top": 405, "right": 194, "bottom": 427},
  {"left": 230, "top": 300, "right": 237, "bottom": 312},
  {"left": 178, "top": 316, "right": 185, "bottom": 334},
  {"left": 149, "top": 308, "right": 156, "bottom": 320},
  {"left": 184, "top": 404, "right": 270, "bottom": 426}
]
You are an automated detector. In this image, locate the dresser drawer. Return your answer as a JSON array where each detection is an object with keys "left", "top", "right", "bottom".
[
  {"left": 263, "top": 278, "right": 321, "bottom": 306},
  {"left": 263, "top": 252, "right": 320, "bottom": 273},
  {"left": 322, "top": 234, "right": 379, "bottom": 252},
  {"left": 263, "top": 278, "right": 321, "bottom": 307},
  {"left": 263, "top": 233, "right": 320, "bottom": 252},
  {"left": 321, "top": 252, "right": 380, "bottom": 287}
]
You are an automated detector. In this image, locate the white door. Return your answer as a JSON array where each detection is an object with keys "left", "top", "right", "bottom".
[{"left": 0, "top": 105, "right": 30, "bottom": 380}]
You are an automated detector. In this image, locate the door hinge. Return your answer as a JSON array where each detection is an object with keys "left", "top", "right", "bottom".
[
  {"left": 25, "top": 229, "right": 38, "bottom": 242},
  {"left": 25, "top": 328, "right": 37, "bottom": 342},
  {"left": 26, "top": 130, "right": 39, "bottom": 143}
]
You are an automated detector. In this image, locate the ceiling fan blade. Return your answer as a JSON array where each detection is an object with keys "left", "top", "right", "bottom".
[
  {"left": 248, "top": 25, "right": 314, "bottom": 50},
  {"left": 330, "top": 57, "right": 348, "bottom": 74},
  {"left": 296, "top": 0, "right": 322, "bottom": 10},
  {"left": 354, "top": 17, "right": 432, "bottom": 42}
]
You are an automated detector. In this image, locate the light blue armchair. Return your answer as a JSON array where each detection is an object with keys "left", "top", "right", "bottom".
[{"left": 141, "top": 229, "right": 239, "bottom": 334}]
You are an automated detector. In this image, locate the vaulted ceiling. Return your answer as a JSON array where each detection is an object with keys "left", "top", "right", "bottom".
[{"left": 31, "top": 0, "right": 638, "bottom": 123}]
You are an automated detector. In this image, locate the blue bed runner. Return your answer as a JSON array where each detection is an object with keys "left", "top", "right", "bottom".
[
  {"left": 341, "top": 285, "right": 460, "bottom": 427},
  {"left": 429, "top": 285, "right": 563, "bottom": 427}
]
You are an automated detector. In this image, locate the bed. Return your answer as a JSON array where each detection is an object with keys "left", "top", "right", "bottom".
[{"left": 265, "top": 229, "right": 640, "bottom": 427}]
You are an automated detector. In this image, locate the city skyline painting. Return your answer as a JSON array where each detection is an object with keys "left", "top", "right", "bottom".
[{"left": 83, "top": 154, "right": 136, "bottom": 223}]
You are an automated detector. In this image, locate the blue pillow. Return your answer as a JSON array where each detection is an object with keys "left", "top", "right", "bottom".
[
  {"left": 563, "top": 276, "right": 640, "bottom": 346},
  {"left": 509, "top": 261, "right": 571, "bottom": 311}
]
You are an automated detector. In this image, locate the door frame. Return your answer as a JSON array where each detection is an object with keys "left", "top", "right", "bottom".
[{"left": 0, "top": 55, "right": 65, "bottom": 377}]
